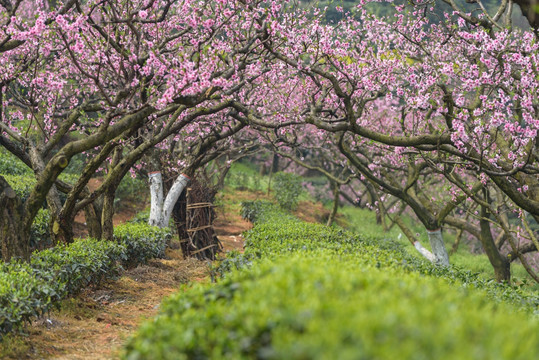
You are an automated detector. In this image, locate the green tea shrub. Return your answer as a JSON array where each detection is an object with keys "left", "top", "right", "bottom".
[
  {"left": 128, "top": 208, "right": 151, "bottom": 224},
  {"left": 240, "top": 203, "right": 539, "bottom": 310},
  {"left": 240, "top": 200, "right": 292, "bottom": 224},
  {"left": 0, "top": 151, "right": 31, "bottom": 176},
  {"left": 31, "top": 238, "right": 125, "bottom": 296},
  {"left": 0, "top": 261, "right": 59, "bottom": 335},
  {"left": 272, "top": 172, "right": 303, "bottom": 210},
  {"left": 2, "top": 174, "right": 36, "bottom": 202},
  {"left": 0, "top": 216, "right": 174, "bottom": 336},
  {"left": 125, "top": 203, "right": 539, "bottom": 358},
  {"left": 0, "top": 238, "right": 124, "bottom": 336},
  {"left": 115, "top": 175, "right": 146, "bottom": 208},
  {"left": 114, "top": 223, "right": 172, "bottom": 267},
  {"left": 125, "top": 255, "right": 539, "bottom": 360}
]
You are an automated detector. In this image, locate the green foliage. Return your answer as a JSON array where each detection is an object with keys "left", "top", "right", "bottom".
[
  {"left": 224, "top": 162, "right": 269, "bottom": 192},
  {"left": 115, "top": 175, "right": 147, "bottom": 208},
  {"left": 126, "top": 201, "right": 539, "bottom": 358},
  {"left": 272, "top": 172, "right": 303, "bottom": 210},
  {"left": 114, "top": 223, "right": 172, "bottom": 267},
  {"left": 0, "top": 220, "right": 171, "bottom": 337},
  {"left": 242, "top": 203, "right": 539, "bottom": 309},
  {"left": 0, "top": 261, "right": 59, "bottom": 335},
  {"left": 0, "top": 150, "right": 31, "bottom": 176},
  {"left": 29, "top": 208, "right": 52, "bottom": 251},
  {"left": 125, "top": 254, "right": 539, "bottom": 360},
  {"left": 240, "top": 200, "right": 291, "bottom": 224},
  {"left": 2, "top": 172, "right": 76, "bottom": 208},
  {"left": 0, "top": 238, "right": 123, "bottom": 336},
  {"left": 31, "top": 238, "right": 125, "bottom": 297},
  {"left": 2, "top": 174, "right": 36, "bottom": 203},
  {"left": 128, "top": 208, "right": 151, "bottom": 224}
]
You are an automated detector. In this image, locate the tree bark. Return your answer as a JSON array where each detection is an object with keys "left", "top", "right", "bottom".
[
  {"left": 101, "top": 149, "right": 123, "bottom": 240},
  {"left": 0, "top": 176, "right": 28, "bottom": 261},
  {"left": 149, "top": 172, "right": 165, "bottom": 226},
  {"left": 326, "top": 181, "right": 340, "bottom": 226},
  {"left": 149, "top": 172, "right": 190, "bottom": 228},
  {"left": 101, "top": 185, "right": 117, "bottom": 241},
  {"left": 480, "top": 206, "right": 511, "bottom": 283},
  {"left": 84, "top": 200, "right": 103, "bottom": 239},
  {"left": 426, "top": 229, "right": 450, "bottom": 267}
]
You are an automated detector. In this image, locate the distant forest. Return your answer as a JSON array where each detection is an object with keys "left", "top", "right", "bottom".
[{"left": 302, "top": 0, "right": 531, "bottom": 29}]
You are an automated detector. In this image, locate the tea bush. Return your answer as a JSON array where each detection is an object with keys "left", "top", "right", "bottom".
[
  {"left": 0, "top": 151, "right": 31, "bottom": 176},
  {"left": 2, "top": 174, "right": 36, "bottom": 202},
  {"left": 114, "top": 223, "right": 172, "bottom": 267},
  {"left": 125, "top": 255, "right": 539, "bottom": 360},
  {"left": 125, "top": 201, "right": 539, "bottom": 359},
  {"left": 0, "top": 262, "right": 59, "bottom": 335},
  {"left": 238, "top": 202, "right": 539, "bottom": 310},
  {"left": 0, "top": 221, "right": 171, "bottom": 337},
  {"left": 240, "top": 200, "right": 292, "bottom": 224},
  {"left": 0, "top": 239, "right": 124, "bottom": 336},
  {"left": 272, "top": 172, "right": 303, "bottom": 210},
  {"left": 31, "top": 238, "right": 125, "bottom": 296}
]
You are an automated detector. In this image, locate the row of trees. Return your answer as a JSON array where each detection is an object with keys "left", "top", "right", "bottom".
[{"left": 1, "top": 0, "right": 538, "bottom": 283}]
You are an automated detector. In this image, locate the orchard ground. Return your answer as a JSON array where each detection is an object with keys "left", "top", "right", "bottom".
[{"left": 0, "top": 187, "right": 330, "bottom": 359}]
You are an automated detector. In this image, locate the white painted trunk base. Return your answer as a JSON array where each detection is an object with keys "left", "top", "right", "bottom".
[
  {"left": 413, "top": 241, "right": 436, "bottom": 263},
  {"left": 149, "top": 172, "right": 164, "bottom": 227},
  {"left": 148, "top": 172, "right": 190, "bottom": 228},
  {"left": 426, "top": 229, "right": 450, "bottom": 267}
]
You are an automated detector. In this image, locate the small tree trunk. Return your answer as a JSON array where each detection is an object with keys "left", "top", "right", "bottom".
[
  {"left": 0, "top": 176, "right": 28, "bottom": 261},
  {"left": 480, "top": 206, "right": 511, "bottom": 283},
  {"left": 326, "top": 181, "right": 339, "bottom": 226},
  {"left": 149, "top": 171, "right": 165, "bottom": 226},
  {"left": 426, "top": 229, "right": 450, "bottom": 267},
  {"left": 148, "top": 172, "right": 190, "bottom": 228},
  {"left": 161, "top": 174, "right": 190, "bottom": 228},
  {"left": 449, "top": 228, "right": 463, "bottom": 255},
  {"left": 101, "top": 186, "right": 117, "bottom": 241},
  {"left": 84, "top": 200, "right": 103, "bottom": 239}
]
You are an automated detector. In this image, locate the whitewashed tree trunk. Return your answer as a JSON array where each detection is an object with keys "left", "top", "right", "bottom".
[
  {"left": 149, "top": 172, "right": 165, "bottom": 227},
  {"left": 413, "top": 241, "right": 436, "bottom": 263},
  {"left": 148, "top": 172, "right": 190, "bottom": 228},
  {"left": 426, "top": 229, "right": 450, "bottom": 266}
]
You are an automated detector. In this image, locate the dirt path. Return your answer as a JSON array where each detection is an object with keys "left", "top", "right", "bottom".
[
  {"left": 1, "top": 191, "right": 256, "bottom": 360},
  {"left": 1, "top": 189, "right": 325, "bottom": 359},
  {"left": 4, "top": 247, "right": 207, "bottom": 360}
]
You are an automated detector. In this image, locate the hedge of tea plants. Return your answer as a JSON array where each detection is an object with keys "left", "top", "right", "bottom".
[
  {"left": 114, "top": 222, "right": 171, "bottom": 267},
  {"left": 124, "top": 201, "right": 539, "bottom": 359},
  {"left": 0, "top": 223, "right": 171, "bottom": 336}
]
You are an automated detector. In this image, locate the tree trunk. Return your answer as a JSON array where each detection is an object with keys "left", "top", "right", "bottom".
[
  {"left": 149, "top": 171, "right": 165, "bottom": 226},
  {"left": 326, "top": 181, "right": 339, "bottom": 226},
  {"left": 148, "top": 172, "right": 190, "bottom": 228},
  {"left": 393, "top": 215, "right": 435, "bottom": 262},
  {"left": 480, "top": 206, "right": 511, "bottom": 283},
  {"left": 0, "top": 176, "right": 28, "bottom": 261},
  {"left": 101, "top": 186, "right": 117, "bottom": 241},
  {"left": 84, "top": 200, "right": 103, "bottom": 239},
  {"left": 102, "top": 149, "right": 123, "bottom": 240},
  {"left": 426, "top": 229, "right": 450, "bottom": 267}
]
